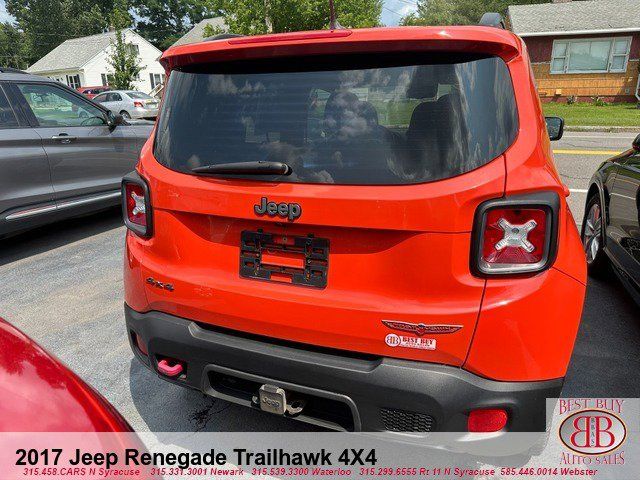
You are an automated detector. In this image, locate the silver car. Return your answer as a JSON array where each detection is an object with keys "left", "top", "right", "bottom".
[
  {"left": 93, "top": 90, "right": 159, "bottom": 120},
  {"left": 0, "top": 68, "right": 153, "bottom": 238}
]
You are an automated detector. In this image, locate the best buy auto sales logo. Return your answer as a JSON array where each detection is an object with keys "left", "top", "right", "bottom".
[
  {"left": 560, "top": 409, "right": 626, "bottom": 455},
  {"left": 558, "top": 399, "right": 627, "bottom": 466}
]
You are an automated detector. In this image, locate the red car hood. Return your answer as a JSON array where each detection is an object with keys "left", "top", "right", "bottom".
[{"left": 0, "top": 319, "right": 131, "bottom": 432}]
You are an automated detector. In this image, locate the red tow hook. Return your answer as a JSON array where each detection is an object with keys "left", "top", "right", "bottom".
[{"left": 157, "top": 358, "right": 184, "bottom": 377}]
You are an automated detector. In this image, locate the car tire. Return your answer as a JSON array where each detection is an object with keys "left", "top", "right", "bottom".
[
  {"left": 120, "top": 111, "right": 131, "bottom": 119},
  {"left": 581, "top": 194, "right": 609, "bottom": 277}
]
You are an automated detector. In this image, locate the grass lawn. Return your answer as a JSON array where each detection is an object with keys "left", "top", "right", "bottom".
[{"left": 542, "top": 102, "right": 640, "bottom": 127}]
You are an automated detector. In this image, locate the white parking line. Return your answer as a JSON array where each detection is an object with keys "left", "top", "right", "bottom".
[
  {"left": 570, "top": 188, "right": 588, "bottom": 193},
  {"left": 563, "top": 134, "right": 636, "bottom": 139}
]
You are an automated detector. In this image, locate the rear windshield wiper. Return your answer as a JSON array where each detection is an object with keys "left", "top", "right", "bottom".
[{"left": 191, "top": 161, "right": 292, "bottom": 176}]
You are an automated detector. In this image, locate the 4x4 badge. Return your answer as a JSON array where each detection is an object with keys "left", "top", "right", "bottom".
[
  {"left": 382, "top": 320, "right": 462, "bottom": 336},
  {"left": 254, "top": 197, "right": 301, "bottom": 221}
]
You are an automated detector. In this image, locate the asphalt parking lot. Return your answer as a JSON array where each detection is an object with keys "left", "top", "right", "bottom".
[{"left": 0, "top": 131, "right": 638, "bottom": 432}]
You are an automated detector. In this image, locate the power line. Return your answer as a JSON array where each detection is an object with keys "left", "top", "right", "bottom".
[{"left": 382, "top": 6, "right": 405, "bottom": 18}]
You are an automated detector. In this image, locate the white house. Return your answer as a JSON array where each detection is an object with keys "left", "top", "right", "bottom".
[{"left": 26, "top": 29, "right": 166, "bottom": 93}]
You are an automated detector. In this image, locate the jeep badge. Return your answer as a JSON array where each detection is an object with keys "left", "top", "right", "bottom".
[{"left": 254, "top": 197, "right": 301, "bottom": 221}]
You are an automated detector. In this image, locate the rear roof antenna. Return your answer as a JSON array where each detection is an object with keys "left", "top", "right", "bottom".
[{"left": 329, "top": 0, "right": 343, "bottom": 30}]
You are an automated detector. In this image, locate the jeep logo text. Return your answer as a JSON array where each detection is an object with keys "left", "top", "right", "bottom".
[{"left": 254, "top": 197, "right": 301, "bottom": 221}]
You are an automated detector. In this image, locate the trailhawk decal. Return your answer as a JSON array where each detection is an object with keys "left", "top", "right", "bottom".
[
  {"left": 385, "top": 334, "right": 436, "bottom": 350},
  {"left": 382, "top": 320, "right": 462, "bottom": 336}
]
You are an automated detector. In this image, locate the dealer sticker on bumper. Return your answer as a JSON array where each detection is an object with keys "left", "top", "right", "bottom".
[{"left": 385, "top": 333, "right": 436, "bottom": 350}]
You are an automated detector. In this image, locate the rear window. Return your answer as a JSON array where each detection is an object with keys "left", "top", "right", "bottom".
[
  {"left": 155, "top": 54, "right": 518, "bottom": 185},
  {"left": 126, "top": 91, "right": 153, "bottom": 99}
]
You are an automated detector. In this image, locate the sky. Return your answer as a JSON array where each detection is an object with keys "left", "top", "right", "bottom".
[{"left": 0, "top": 0, "right": 418, "bottom": 26}]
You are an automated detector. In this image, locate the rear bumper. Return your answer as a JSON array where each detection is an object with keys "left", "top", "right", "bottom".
[
  {"left": 132, "top": 108, "right": 158, "bottom": 119},
  {"left": 125, "top": 305, "right": 562, "bottom": 433}
]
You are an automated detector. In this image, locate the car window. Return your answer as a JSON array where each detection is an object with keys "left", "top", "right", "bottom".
[
  {"left": 109, "top": 93, "right": 122, "bottom": 102},
  {"left": 94, "top": 93, "right": 107, "bottom": 102},
  {"left": 126, "top": 91, "right": 153, "bottom": 100},
  {"left": 0, "top": 86, "right": 19, "bottom": 128},
  {"left": 17, "top": 83, "right": 107, "bottom": 127},
  {"left": 156, "top": 54, "right": 518, "bottom": 185}
]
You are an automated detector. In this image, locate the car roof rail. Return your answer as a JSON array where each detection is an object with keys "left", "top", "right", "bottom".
[
  {"left": 203, "top": 33, "right": 245, "bottom": 42},
  {"left": 479, "top": 12, "right": 506, "bottom": 29},
  {"left": 0, "top": 67, "right": 28, "bottom": 74}
]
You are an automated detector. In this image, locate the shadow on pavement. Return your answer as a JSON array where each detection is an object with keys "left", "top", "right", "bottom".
[
  {"left": 563, "top": 272, "right": 640, "bottom": 398},
  {"left": 128, "top": 359, "right": 321, "bottom": 432},
  {"left": 0, "top": 207, "right": 122, "bottom": 267}
]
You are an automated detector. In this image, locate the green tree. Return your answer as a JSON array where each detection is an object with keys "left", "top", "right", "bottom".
[
  {"left": 107, "top": 0, "right": 141, "bottom": 90},
  {"left": 0, "top": 22, "right": 29, "bottom": 69},
  {"left": 214, "top": 0, "right": 382, "bottom": 36},
  {"left": 401, "top": 0, "right": 550, "bottom": 26},
  {"left": 131, "top": 0, "right": 223, "bottom": 50},
  {"left": 5, "top": 0, "right": 110, "bottom": 64}
]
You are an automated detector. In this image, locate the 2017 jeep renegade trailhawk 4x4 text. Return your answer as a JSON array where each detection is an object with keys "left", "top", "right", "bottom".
[{"left": 123, "top": 24, "right": 587, "bottom": 433}]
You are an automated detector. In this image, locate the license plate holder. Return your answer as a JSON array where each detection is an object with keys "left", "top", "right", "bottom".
[{"left": 240, "top": 230, "right": 329, "bottom": 288}]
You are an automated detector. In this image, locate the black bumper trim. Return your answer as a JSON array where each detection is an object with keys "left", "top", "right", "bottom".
[{"left": 125, "top": 305, "right": 563, "bottom": 432}]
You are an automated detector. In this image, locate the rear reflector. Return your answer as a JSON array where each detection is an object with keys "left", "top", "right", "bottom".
[
  {"left": 132, "top": 332, "right": 148, "bottom": 356},
  {"left": 468, "top": 408, "right": 508, "bottom": 432}
]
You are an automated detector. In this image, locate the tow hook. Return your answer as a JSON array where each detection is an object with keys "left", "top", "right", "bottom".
[{"left": 157, "top": 358, "right": 185, "bottom": 378}]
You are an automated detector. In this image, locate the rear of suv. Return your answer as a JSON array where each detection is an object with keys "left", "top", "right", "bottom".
[{"left": 123, "top": 22, "right": 587, "bottom": 433}]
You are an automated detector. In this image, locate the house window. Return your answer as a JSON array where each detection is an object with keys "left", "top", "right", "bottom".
[
  {"left": 126, "top": 44, "right": 140, "bottom": 55},
  {"left": 551, "top": 37, "right": 632, "bottom": 74},
  {"left": 149, "top": 73, "right": 165, "bottom": 89},
  {"left": 101, "top": 73, "right": 115, "bottom": 86},
  {"left": 66, "top": 74, "right": 81, "bottom": 89}
]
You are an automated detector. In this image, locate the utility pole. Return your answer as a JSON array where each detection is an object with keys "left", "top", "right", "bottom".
[
  {"left": 329, "top": 0, "right": 341, "bottom": 30},
  {"left": 265, "top": 0, "right": 273, "bottom": 32}
]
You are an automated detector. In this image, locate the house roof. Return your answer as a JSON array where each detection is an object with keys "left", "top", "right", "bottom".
[
  {"left": 26, "top": 29, "right": 153, "bottom": 74},
  {"left": 508, "top": 0, "right": 640, "bottom": 37},
  {"left": 171, "top": 17, "right": 227, "bottom": 47}
]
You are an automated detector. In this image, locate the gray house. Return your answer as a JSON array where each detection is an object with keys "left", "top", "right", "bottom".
[{"left": 171, "top": 17, "right": 228, "bottom": 48}]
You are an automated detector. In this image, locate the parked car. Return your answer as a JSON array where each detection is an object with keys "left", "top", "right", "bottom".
[
  {"left": 0, "top": 68, "right": 153, "bottom": 238},
  {"left": 93, "top": 90, "right": 159, "bottom": 120},
  {"left": 582, "top": 134, "right": 640, "bottom": 305},
  {"left": 77, "top": 85, "right": 111, "bottom": 99},
  {"left": 122, "top": 20, "right": 586, "bottom": 434},
  {"left": 0, "top": 316, "right": 132, "bottom": 431}
]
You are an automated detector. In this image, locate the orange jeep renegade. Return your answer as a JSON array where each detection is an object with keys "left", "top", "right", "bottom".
[{"left": 123, "top": 19, "right": 587, "bottom": 433}]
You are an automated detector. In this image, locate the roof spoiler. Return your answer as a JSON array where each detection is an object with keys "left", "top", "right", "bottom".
[{"left": 479, "top": 13, "right": 505, "bottom": 29}]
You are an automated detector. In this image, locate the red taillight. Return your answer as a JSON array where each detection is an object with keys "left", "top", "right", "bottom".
[
  {"left": 125, "top": 183, "right": 147, "bottom": 226},
  {"left": 133, "top": 101, "right": 144, "bottom": 108},
  {"left": 482, "top": 208, "right": 547, "bottom": 266},
  {"left": 473, "top": 194, "right": 558, "bottom": 276},
  {"left": 122, "top": 173, "right": 152, "bottom": 237},
  {"left": 468, "top": 409, "right": 508, "bottom": 432}
]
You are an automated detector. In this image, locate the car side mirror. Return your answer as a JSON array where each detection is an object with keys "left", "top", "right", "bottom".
[
  {"left": 107, "top": 111, "right": 125, "bottom": 128},
  {"left": 632, "top": 133, "right": 640, "bottom": 152},
  {"left": 545, "top": 116, "right": 564, "bottom": 141}
]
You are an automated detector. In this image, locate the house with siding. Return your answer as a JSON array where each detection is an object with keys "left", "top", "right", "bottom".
[
  {"left": 170, "top": 17, "right": 227, "bottom": 48},
  {"left": 26, "top": 29, "right": 165, "bottom": 94},
  {"left": 507, "top": 0, "right": 640, "bottom": 103}
]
